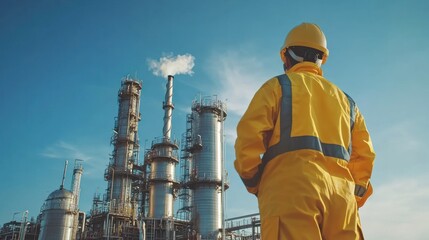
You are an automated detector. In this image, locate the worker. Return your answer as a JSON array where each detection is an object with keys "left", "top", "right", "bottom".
[{"left": 234, "top": 23, "right": 375, "bottom": 239}]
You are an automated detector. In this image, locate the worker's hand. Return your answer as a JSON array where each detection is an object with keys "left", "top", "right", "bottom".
[{"left": 356, "top": 182, "right": 373, "bottom": 208}]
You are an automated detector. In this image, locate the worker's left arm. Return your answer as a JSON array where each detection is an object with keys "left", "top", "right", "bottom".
[
  {"left": 348, "top": 105, "right": 376, "bottom": 208},
  {"left": 234, "top": 79, "right": 279, "bottom": 195}
]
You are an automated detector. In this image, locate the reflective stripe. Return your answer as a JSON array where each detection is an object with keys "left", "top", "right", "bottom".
[
  {"left": 344, "top": 92, "right": 356, "bottom": 131},
  {"left": 344, "top": 92, "right": 356, "bottom": 154},
  {"left": 242, "top": 74, "right": 356, "bottom": 188},
  {"left": 354, "top": 184, "right": 367, "bottom": 197}
]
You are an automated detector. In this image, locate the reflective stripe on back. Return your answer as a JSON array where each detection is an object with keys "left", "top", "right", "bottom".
[{"left": 241, "top": 74, "right": 355, "bottom": 188}]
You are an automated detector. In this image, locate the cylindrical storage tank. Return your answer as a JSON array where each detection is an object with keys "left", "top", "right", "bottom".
[{"left": 38, "top": 189, "right": 77, "bottom": 240}]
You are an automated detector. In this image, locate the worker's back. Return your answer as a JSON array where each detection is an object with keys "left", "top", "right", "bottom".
[
  {"left": 284, "top": 70, "right": 352, "bottom": 151},
  {"left": 255, "top": 66, "right": 364, "bottom": 239}
]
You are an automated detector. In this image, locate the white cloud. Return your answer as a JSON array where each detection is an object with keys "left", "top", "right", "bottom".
[
  {"left": 42, "top": 141, "right": 91, "bottom": 160},
  {"left": 205, "top": 48, "right": 278, "bottom": 154},
  {"left": 223, "top": 124, "right": 237, "bottom": 146},
  {"left": 206, "top": 49, "right": 273, "bottom": 117},
  {"left": 41, "top": 140, "right": 110, "bottom": 178},
  {"left": 175, "top": 103, "right": 192, "bottom": 115},
  {"left": 376, "top": 120, "right": 423, "bottom": 153},
  {"left": 370, "top": 118, "right": 428, "bottom": 178},
  {"left": 360, "top": 176, "right": 429, "bottom": 240}
]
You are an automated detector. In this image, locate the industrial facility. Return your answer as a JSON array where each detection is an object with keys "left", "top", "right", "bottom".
[{"left": 0, "top": 75, "right": 260, "bottom": 240}]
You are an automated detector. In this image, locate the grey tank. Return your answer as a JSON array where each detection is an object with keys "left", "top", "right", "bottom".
[
  {"left": 190, "top": 96, "right": 227, "bottom": 239},
  {"left": 38, "top": 188, "right": 77, "bottom": 240}
]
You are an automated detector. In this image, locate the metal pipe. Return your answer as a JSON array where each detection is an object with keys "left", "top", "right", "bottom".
[
  {"left": 163, "top": 75, "right": 174, "bottom": 140},
  {"left": 252, "top": 218, "right": 256, "bottom": 240},
  {"left": 19, "top": 211, "right": 28, "bottom": 240},
  {"left": 104, "top": 216, "right": 108, "bottom": 238},
  {"left": 110, "top": 167, "right": 114, "bottom": 203},
  {"left": 79, "top": 211, "right": 86, "bottom": 237},
  {"left": 12, "top": 212, "right": 20, "bottom": 240},
  {"left": 221, "top": 109, "right": 226, "bottom": 240},
  {"left": 60, "top": 160, "right": 68, "bottom": 189},
  {"left": 137, "top": 220, "right": 145, "bottom": 240}
]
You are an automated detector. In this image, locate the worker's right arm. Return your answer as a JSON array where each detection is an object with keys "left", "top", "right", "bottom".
[
  {"left": 348, "top": 105, "right": 376, "bottom": 207},
  {"left": 234, "top": 79, "right": 279, "bottom": 194}
]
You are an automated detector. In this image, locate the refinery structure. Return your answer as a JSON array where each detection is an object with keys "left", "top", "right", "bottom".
[{"left": 0, "top": 75, "right": 260, "bottom": 240}]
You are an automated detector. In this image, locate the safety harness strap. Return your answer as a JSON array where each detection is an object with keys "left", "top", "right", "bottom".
[{"left": 241, "top": 74, "right": 356, "bottom": 188}]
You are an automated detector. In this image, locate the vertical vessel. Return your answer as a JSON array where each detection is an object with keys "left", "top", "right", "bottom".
[
  {"left": 147, "top": 75, "right": 179, "bottom": 219},
  {"left": 105, "top": 77, "right": 142, "bottom": 216},
  {"left": 84, "top": 76, "right": 143, "bottom": 239},
  {"left": 144, "top": 75, "right": 180, "bottom": 239},
  {"left": 187, "top": 96, "right": 228, "bottom": 239}
]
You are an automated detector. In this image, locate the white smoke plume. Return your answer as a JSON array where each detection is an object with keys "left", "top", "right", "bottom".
[{"left": 148, "top": 53, "right": 195, "bottom": 78}]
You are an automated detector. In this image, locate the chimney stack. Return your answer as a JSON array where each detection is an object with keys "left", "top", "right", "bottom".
[{"left": 163, "top": 75, "right": 174, "bottom": 140}]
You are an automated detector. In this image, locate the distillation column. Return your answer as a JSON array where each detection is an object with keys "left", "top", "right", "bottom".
[
  {"left": 83, "top": 77, "right": 142, "bottom": 239},
  {"left": 105, "top": 78, "right": 142, "bottom": 216},
  {"left": 147, "top": 75, "right": 179, "bottom": 220},
  {"left": 188, "top": 96, "right": 228, "bottom": 240}
]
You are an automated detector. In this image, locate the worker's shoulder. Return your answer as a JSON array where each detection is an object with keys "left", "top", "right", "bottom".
[
  {"left": 342, "top": 91, "right": 356, "bottom": 107},
  {"left": 261, "top": 75, "right": 284, "bottom": 89},
  {"left": 262, "top": 72, "right": 324, "bottom": 89},
  {"left": 265, "top": 73, "right": 296, "bottom": 85}
]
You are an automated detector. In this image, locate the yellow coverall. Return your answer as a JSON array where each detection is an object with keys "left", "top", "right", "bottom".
[{"left": 234, "top": 62, "right": 375, "bottom": 239}]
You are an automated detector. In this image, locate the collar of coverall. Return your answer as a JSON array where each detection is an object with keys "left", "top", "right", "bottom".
[{"left": 286, "top": 61, "right": 323, "bottom": 76}]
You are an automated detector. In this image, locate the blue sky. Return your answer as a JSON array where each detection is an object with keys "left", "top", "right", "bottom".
[{"left": 1, "top": 0, "right": 428, "bottom": 239}]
